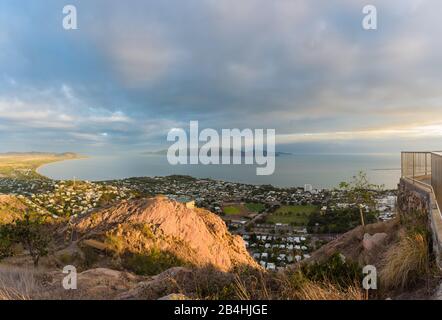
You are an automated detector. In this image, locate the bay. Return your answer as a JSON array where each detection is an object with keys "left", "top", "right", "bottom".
[{"left": 37, "top": 153, "right": 401, "bottom": 189}]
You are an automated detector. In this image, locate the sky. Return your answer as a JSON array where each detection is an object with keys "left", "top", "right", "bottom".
[{"left": 1, "top": 0, "right": 442, "bottom": 154}]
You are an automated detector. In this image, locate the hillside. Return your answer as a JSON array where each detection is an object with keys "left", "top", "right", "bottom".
[
  {"left": 2, "top": 195, "right": 438, "bottom": 300},
  {"left": 0, "top": 152, "right": 80, "bottom": 179},
  {"left": 71, "top": 196, "right": 259, "bottom": 272},
  {"left": 0, "top": 195, "right": 27, "bottom": 224}
]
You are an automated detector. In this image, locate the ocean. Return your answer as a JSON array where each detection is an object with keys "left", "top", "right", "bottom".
[{"left": 37, "top": 153, "right": 401, "bottom": 190}]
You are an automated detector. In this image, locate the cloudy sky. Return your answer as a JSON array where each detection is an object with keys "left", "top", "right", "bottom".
[{"left": 1, "top": 0, "right": 442, "bottom": 154}]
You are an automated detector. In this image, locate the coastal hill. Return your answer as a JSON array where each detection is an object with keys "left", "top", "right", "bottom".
[
  {"left": 0, "top": 152, "right": 79, "bottom": 179},
  {"left": 0, "top": 194, "right": 439, "bottom": 299},
  {"left": 0, "top": 196, "right": 259, "bottom": 299},
  {"left": 71, "top": 196, "right": 259, "bottom": 272}
]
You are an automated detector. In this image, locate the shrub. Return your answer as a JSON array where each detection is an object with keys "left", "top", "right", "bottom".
[
  {"left": 122, "top": 248, "right": 185, "bottom": 276},
  {"left": 380, "top": 232, "right": 428, "bottom": 290},
  {"left": 228, "top": 255, "right": 363, "bottom": 300},
  {"left": 300, "top": 253, "right": 362, "bottom": 288},
  {"left": 81, "top": 246, "right": 100, "bottom": 268},
  {"left": 0, "top": 213, "right": 50, "bottom": 267}
]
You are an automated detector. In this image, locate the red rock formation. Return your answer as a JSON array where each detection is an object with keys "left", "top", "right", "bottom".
[{"left": 72, "top": 196, "right": 258, "bottom": 272}]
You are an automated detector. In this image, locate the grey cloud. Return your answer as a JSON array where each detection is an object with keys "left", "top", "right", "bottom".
[{"left": 1, "top": 0, "right": 442, "bottom": 153}]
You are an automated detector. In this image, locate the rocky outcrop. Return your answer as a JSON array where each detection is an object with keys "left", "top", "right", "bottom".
[
  {"left": 117, "top": 267, "right": 194, "bottom": 300},
  {"left": 397, "top": 178, "right": 430, "bottom": 216},
  {"left": 30, "top": 265, "right": 233, "bottom": 300},
  {"left": 362, "top": 233, "right": 388, "bottom": 251},
  {"left": 0, "top": 195, "right": 27, "bottom": 224},
  {"left": 306, "top": 219, "right": 400, "bottom": 267},
  {"left": 71, "top": 196, "right": 259, "bottom": 272},
  {"left": 40, "top": 268, "right": 145, "bottom": 300},
  {"left": 117, "top": 266, "right": 234, "bottom": 300}
]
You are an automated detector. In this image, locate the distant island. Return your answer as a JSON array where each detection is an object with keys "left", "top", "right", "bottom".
[{"left": 143, "top": 148, "right": 293, "bottom": 157}]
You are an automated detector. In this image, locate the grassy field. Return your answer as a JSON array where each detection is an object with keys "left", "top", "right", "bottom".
[
  {"left": 244, "top": 202, "right": 265, "bottom": 212},
  {"left": 0, "top": 152, "right": 79, "bottom": 180},
  {"left": 266, "top": 204, "right": 319, "bottom": 225},
  {"left": 223, "top": 202, "right": 265, "bottom": 216},
  {"left": 223, "top": 205, "right": 242, "bottom": 215}
]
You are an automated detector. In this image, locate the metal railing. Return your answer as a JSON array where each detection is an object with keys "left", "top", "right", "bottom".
[
  {"left": 401, "top": 151, "right": 432, "bottom": 179},
  {"left": 431, "top": 153, "right": 442, "bottom": 210},
  {"left": 401, "top": 151, "right": 442, "bottom": 210},
  {"left": 401, "top": 152, "right": 442, "bottom": 269}
]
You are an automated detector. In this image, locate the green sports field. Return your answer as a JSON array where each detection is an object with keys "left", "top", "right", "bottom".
[
  {"left": 222, "top": 202, "right": 265, "bottom": 216},
  {"left": 266, "top": 205, "right": 319, "bottom": 225}
]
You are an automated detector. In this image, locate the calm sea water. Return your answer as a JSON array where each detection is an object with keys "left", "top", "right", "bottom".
[{"left": 37, "top": 153, "right": 401, "bottom": 189}]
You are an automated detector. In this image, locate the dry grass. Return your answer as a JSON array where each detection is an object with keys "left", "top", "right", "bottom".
[
  {"left": 292, "top": 280, "right": 364, "bottom": 300},
  {"left": 274, "top": 271, "right": 364, "bottom": 300},
  {"left": 231, "top": 268, "right": 364, "bottom": 300},
  {"left": 380, "top": 232, "right": 428, "bottom": 290},
  {"left": 0, "top": 266, "right": 39, "bottom": 300},
  {"left": 233, "top": 272, "right": 271, "bottom": 300}
]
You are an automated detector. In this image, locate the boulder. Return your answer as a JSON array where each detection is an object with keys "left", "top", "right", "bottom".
[
  {"left": 158, "top": 293, "right": 189, "bottom": 300},
  {"left": 363, "top": 233, "right": 388, "bottom": 251}
]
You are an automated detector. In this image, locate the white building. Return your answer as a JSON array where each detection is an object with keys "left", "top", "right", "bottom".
[{"left": 266, "top": 263, "right": 276, "bottom": 271}]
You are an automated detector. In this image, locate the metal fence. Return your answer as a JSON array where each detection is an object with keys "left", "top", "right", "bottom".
[
  {"left": 431, "top": 153, "right": 442, "bottom": 209},
  {"left": 401, "top": 151, "right": 442, "bottom": 209},
  {"left": 401, "top": 151, "right": 432, "bottom": 178}
]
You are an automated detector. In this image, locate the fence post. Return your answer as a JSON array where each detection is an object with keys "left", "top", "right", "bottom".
[
  {"left": 425, "top": 153, "right": 428, "bottom": 176},
  {"left": 413, "top": 153, "right": 415, "bottom": 180}
]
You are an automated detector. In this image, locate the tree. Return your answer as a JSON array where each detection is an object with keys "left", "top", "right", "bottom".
[
  {"left": 338, "top": 171, "right": 383, "bottom": 228},
  {"left": 0, "top": 223, "right": 14, "bottom": 259},
  {"left": 14, "top": 213, "right": 50, "bottom": 267},
  {"left": 0, "top": 211, "right": 50, "bottom": 267}
]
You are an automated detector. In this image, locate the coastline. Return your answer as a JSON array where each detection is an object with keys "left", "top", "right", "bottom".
[
  {"left": 34, "top": 153, "right": 400, "bottom": 190},
  {"left": 35, "top": 155, "right": 88, "bottom": 179}
]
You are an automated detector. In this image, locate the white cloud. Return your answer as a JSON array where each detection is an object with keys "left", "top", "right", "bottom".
[
  {"left": 88, "top": 111, "right": 132, "bottom": 123},
  {"left": 3, "top": 0, "right": 442, "bottom": 152}
]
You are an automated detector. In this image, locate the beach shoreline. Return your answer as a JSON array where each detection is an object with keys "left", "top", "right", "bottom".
[{"left": 35, "top": 155, "right": 88, "bottom": 178}]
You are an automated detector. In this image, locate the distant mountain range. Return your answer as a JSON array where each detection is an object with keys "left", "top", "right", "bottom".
[
  {"left": 143, "top": 148, "right": 293, "bottom": 157},
  {"left": 0, "top": 151, "right": 78, "bottom": 157}
]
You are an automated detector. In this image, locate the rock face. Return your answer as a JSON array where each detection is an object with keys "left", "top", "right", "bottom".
[
  {"left": 41, "top": 268, "right": 144, "bottom": 300},
  {"left": 0, "top": 195, "right": 27, "bottom": 224},
  {"left": 117, "top": 267, "right": 194, "bottom": 300},
  {"left": 117, "top": 266, "right": 234, "bottom": 300},
  {"left": 362, "top": 233, "right": 388, "bottom": 251},
  {"left": 397, "top": 178, "right": 430, "bottom": 216},
  {"left": 72, "top": 196, "right": 259, "bottom": 272},
  {"left": 306, "top": 219, "right": 399, "bottom": 266}
]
